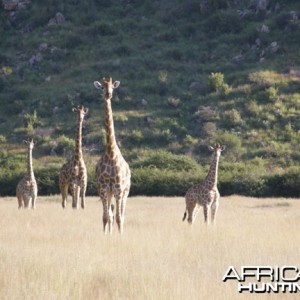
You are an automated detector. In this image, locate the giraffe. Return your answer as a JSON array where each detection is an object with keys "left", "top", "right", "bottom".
[
  {"left": 93, "top": 77, "right": 131, "bottom": 234},
  {"left": 59, "top": 105, "right": 88, "bottom": 209},
  {"left": 16, "top": 138, "right": 38, "bottom": 209},
  {"left": 182, "top": 143, "right": 225, "bottom": 225}
]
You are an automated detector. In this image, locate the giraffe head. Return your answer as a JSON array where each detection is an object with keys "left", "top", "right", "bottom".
[
  {"left": 72, "top": 105, "right": 88, "bottom": 121},
  {"left": 93, "top": 77, "right": 120, "bottom": 99},
  {"left": 208, "top": 143, "right": 225, "bottom": 156},
  {"left": 23, "top": 137, "right": 35, "bottom": 150}
]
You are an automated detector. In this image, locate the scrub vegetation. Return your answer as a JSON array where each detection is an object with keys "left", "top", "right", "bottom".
[{"left": 1, "top": 0, "right": 300, "bottom": 196}]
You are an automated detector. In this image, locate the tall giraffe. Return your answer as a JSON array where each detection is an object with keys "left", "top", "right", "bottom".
[
  {"left": 183, "top": 143, "right": 225, "bottom": 225},
  {"left": 59, "top": 105, "right": 88, "bottom": 209},
  {"left": 16, "top": 138, "right": 38, "bottom": 209},
  {"left": 94, "top": 77, "right": 131, "bottom": 234}
]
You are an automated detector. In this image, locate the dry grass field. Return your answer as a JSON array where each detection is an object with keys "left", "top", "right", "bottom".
[{"left": 1, "top": 195, "right": 300, "bottom": 300}]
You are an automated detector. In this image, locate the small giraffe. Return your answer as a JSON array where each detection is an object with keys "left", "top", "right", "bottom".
[
  {"left": 59, "top": 105, "right": 88, "bottom": 209},
  {"left": 94, "top": 77, "right": 131, "bottom": 234},
  {"left": 16, "top": 138, "right": 38, "bottom": 209},
  {"left": 183, "top": 143, "right": 225, "bottom": 225}
]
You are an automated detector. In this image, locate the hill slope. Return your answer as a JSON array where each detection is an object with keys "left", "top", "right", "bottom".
[{"left": 1, "top": 0, "right": 300, "bottom": 196}]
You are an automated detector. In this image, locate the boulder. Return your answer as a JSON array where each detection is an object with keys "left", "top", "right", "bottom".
[
  {"left": 255, "top": 0, "right": 269, "bottom": 12},
  {"left": 189, "top": 81, "right": 207, "bottom": 95},
  {"left": 141, "top": 99, "right": 148, "bottom": 106},
  {"left": 269, "top": 41, "right": 279, "bottom": 53},
  {"left": 48, "top": 12, "right": 65, "bottom": 26},
  {"left": 3, "top": 1, "right": 18, "bottom": 11},
  {"left": 258, "top": 24, "right": 270, "bottom": 33},
  {"left": 3, "top": 0, "right": 30, "bottom": 11},
  {"left": 28, "top": 52, "right": 43, "bottom": 66},
  {"left": 38, "top": 43, "right": 48, "bottom": 52}
]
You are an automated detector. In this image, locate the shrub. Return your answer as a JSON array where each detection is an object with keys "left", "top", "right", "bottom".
[
  {"left": 222, "top": 109, "right": 242, "bottom": 128},
  {"left": 208, "top": 72, "right": 230, "bottom": 95},
  {"left": 55, "top": 135, "right": 75, "bottom": 156},
  {"left": 194, "top": 106, "right": 218, "bottom": 122},
  {"left": 158, "top": 70, "right": 168, "bottom": 83},
  {"left": 183, "top": 135, "right": 198, "bottom": 147},
  {"left": 219, "top": 174, "right": 266, "bottom": 197},
  {"left": 247, "top": 100, "right": 261, "bottom": 117},
  {"left": 205, "top": 10, "right": 243, "bottom": 34},
  {"left": 24, "top": 110, "right": 42, "bottom": 129},
  {"left": 265, "top": 168, "right": 300, "bottom": 197},
  {"left": 265, "top": 86, "right": 278, "bottom": 102},
  {"left": 128, "top": 130, "right": 143, "bottom": 145},
  {"left": 131, "top": 168, "right": 203, "bottom": 196},
  {"left": 36, "top": 167, "right": 60, "bottom": 195},
  {"left": 248, "top": 71, "right": 288, "bottom": 88},
  {"left": 0, "top": 171, "right": 21, "bottom": 196},
  {"left": 214, "top": 131, "right": 244, "bottom": 161},
  {"left": 131, "top": 150, "right": 201, "bottom": 172},
  {"left": 90, "top": 21, "right": 116, "bottom": 36},
  {"left": 0, "top": 135, "right": 7, "bottom": 143},
  {"left": 201, "top": 122, "right": 217, "bottom": 137},
  {"left": 115, "top": 45, "right": 132, "bottom": 57}
]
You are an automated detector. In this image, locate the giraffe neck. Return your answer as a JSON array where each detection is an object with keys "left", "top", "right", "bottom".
[
  {"left": 74, "top": 115, "right": 83, "bottom": 162},
  {"left": 27, "top": 148, "right": 34, "bottom": 179},
  {"left": 204, "top": 152, "right": 220, "bottom": 189},
  {"left": 104, "top": 98, "right": 119, "bottom": 157}
]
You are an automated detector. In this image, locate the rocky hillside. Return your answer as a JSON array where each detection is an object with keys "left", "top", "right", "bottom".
[{"left": 1, "top": 0, "right": 300, "bottom": 197}]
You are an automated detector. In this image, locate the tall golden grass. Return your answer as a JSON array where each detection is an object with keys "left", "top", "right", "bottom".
[{"left": 1, "top": 195, "right": 300, "bottom": 300}]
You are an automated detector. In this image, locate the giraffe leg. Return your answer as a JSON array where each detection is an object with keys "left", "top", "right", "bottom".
[
  {"left": 80, "top": 180, "right": 87, "bottom": 209},
  {"left": 114, "top": 187, "right": 124, "bottom": 234},
  {"left": 108, "top": 192, "right": 114, "bottom": 234},
  {"left": 193, "top": 206, "right": 200, "bottom": 222},
  {"left": 187, "top": 205, "right": 196, "bottom": 224},
  {"left": 31, "top": 194, "right": 37, "bottom": 209},
  {"left": 75, "top": 185, "right": 81, "bottom": 209},
  {"left": 16, "top": 190, "right": 23, "bottom": 209},
  {"left": 203, "top": 204, "right": 211, "bottom": 225},
  {"left": 80, "top": 191, "right": 85, "bottom": 209},
  {"left": 23, "top": 194, "right": 30, "bottom": 209},
  {"left": 211, "top": 201, "right": 219, "bottom": 224},
  {"left": 101, "top": 198, "right": 109, "bottom": 234},
  {"left": 60, "top": 183, "right": 68, "bottom": 209},
  {"left": 17, "top": 192, "right": 23, "bottom": 209},
  {"left": 72, "top": 183, "right": 79, "bottom": 209},
  {"left": 119, "top": 184, "right": 130, "bottom": 232},
  {"left": 100, "top": 185, "right": 113, "bottom": 234}
]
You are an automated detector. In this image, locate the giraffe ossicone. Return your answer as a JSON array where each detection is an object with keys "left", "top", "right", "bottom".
[
  {"left": 16, "top": 137, "right": 38, "bottom": 209},
  {"left": 183, "top": 143, "right": 225, "bottom": 225},
  {"left": 94, "top": 76, "right": 131, "bottom": 234},
  {"left": 59, "top": 105, "right": 88, "bottom": 209}
]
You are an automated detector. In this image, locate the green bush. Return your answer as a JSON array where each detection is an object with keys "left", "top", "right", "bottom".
[
  {"left": 89, "top": 21, "right": 116, "bottom": 36},
  {"left": 265, "top": 86, "right": 278, "bottom": 102},
  {"left": 205, "top": 10, "right": 243, "bottom": 34},
  {"left": 128, "top": 130, "right": 143, "bottom": 145},
  {"left": 222, "top": 174, "right": 266, "bottom": 197},
  {"left": 36, "top": 167, "right": 60, "bottom": 195},
  {"left": 0, "top": 171, "right": 21, "bottom": 196},
  {"left": 247, "top": 100, "right": 261, "bottom": 117},
  {"left": 131, "top": 150, "right": 201, "bottom": 172},
  {"left": 265, "top": 169, "right": 300, "bottom": 197},
  {"left": 213, "top": 131, "right": 244, "bottom": 161},
  {"left": 24, "top": 110, "right": 42, "bottom": 129},
  {"left": 131, "top": 168, "right": 203, "bottom": 196},
  {"left": 222, "top": 109, "right": 243, "bottom": 128},
  {"left": 208, "top": 72, "right": 230, "bottom": 95},
  {"left": 55, "top": 135, "right": 75, "bottom": 156}
]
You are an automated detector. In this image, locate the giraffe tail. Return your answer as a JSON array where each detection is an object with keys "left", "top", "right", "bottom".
[{"left": 182, "top": 210, "right": 187, "bottom": 222}]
